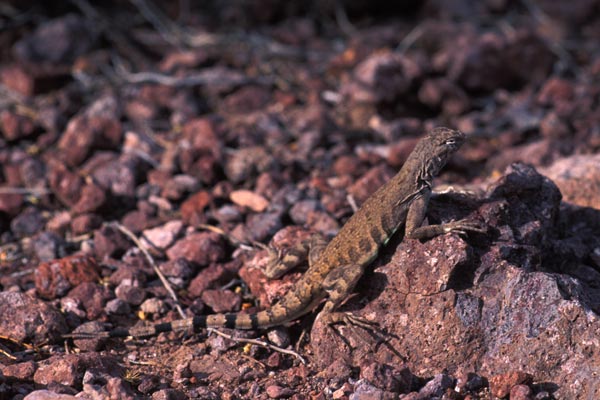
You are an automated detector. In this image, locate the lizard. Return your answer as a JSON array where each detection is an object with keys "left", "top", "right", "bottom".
[{"left": 66, "top": 127, "right": 483, "bottom": 339}]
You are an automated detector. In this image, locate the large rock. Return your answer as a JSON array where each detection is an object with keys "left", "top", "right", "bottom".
[
  {"left": 311, "top": 163, "right": 600, "bottom": 399},
  {"left": 0, "top": 291, "right": 68, "bottom": 345}
]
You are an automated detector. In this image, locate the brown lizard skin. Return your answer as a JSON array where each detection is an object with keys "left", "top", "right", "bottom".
[{"left": 67, "top": 127, "right": 483, "bottom": 339}]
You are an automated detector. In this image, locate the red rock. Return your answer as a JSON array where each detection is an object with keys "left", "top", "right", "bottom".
[
  {"left": 539, "top": 111, "right": 569, "bottom": 139},
  {"left": 141, "top": 220, "right": 183, "bottom": 251},
  {"left": 418, "top": 78, "right": 469, "bottom": 116},
  {"left": 188, "top": 155, "right": 219, "bottom": 186},
  {"left": 162, "top": 174, "right": 200, "bottom": 200},
  {"left": 360, "top": 363, "right": 416, "bottom": 393},
  {"left": 89, "top": 153, "right": 143, "bottom": 198},
  {"left": 180, "top": 190, "right": 212, "bottom": 226},
  {"left": 70, "top": 213, "right": 102, "bottom": 235},
  {"left": 121, "top": 209, "right": 153, "bottom": 233},
  {"left": 23, "top": 390, "right": 80, "bottom": 400},
  {"left": 188, "top": 262, "right": 237, "bottom": 298},
  {"left": 148, "top": 169, "right": 171, "bottom": 188},
  {"left": 266, "top": 351, "right": 283, "bottom": 368},
  {"left": 0, "top": 291, "right": 67, "bottom": 345},
  {"left": 488, "top": 371, "right": 533, "bottom": 398},
  {"left": 108, "top": 264, "right": 147, "bottom": 287},
  {"left": 181, "top": 117, "right": 222, "bottom": 159},
  {"left": 10, "top": 207, "right": 44, "bottom": 237},
  {"left": 445, "top": 30, "right": 553, "bottom": 92},
  {"left": 541, "top": 154, "right": 600, "bottom": 209},
  {"left": 105, "top": 298, "right": 130, "bottom": 315},
  {"left": 510, "top": 384, "right": 533, "bottom": 400},
  {"left": 383, "top": 138, "right": 421, "bottom": 168},
  {"left": 35, "top": 253, "right": 100, "bottom": 299},
  {"left": 151, "top": 388, "right": 188, "bottom": 400},
  {"left": 58, "top": 115, "right": 122, "bottom": 167},
  {"left": 222, "top": 85, "right": 271, "bottom": 113},
  {"left": 140, "top": 298, "right": 167, "bottom": 315},
  {"left": 166, "top": 232, "right": 226, "bottom": 266},
  {"left": 2, "top": 62, "right": 71, "bottom": 95},
  {"left": 0, "top": 361, "right": 36, "bottom": 381},
  {"left": 537, "top": 77, "right": 574, "bottom": 106},
  {"left": 347, "top": 165, "right": 395, "bottom": 205},
  {"left": 333, "top": 155, "right": 363, "bottom": 176},
  {"left": 0, "top": 110, "right": 36, "bottom": 141},
  {"left": 70, "top": 321, "right": 108, "bottom": 351},
  {"left": 48, "top": 162, "right": 84, "bottom": 207},
  {"left": 33, "top": 354, "right": 121, "bottom": 387},
  {"left": 0, "top": 64, "right": 34, "bottom": 96},
  {"left": 255, "top": 172, "right": 283, "bottom": 199},
  {"left": 115, "top": 283, "right": 146, "bottom": 306},
  {"left": 230, "top": 189, "right": 269, "bottom": 212},
  {"left": 0, "top": 192, "right": 24, "bottom": 216},
  {"left": 417, "top": 374, "right": 455, "bottom": 398},
  {"left": 343, "top": 51, "right": 421, "bottom": 103},
  {"left": 13, "top": 13, "right": 97, "bottom": 64},
  {"left": 93, "top": 224, "right": 131, "bottom": 259},
  {"left": 125, "top": 99, "right": 157, "bottom": 122},
  {"left": 224, "top": 146, "right": 273, "bottom": 183},
  {"left": 289, "top": 200, "right": 320, "bottom": 225},
  {"left": 266, "top": 384, "right": 294, "bottom": 399},
  {"left": 307, "top": 210, "right": 340, "bottom": 237},
  {"left": 71, "top": 183, "right": 106, "bottom": 214},
  {"left": 246, "top": 212, "right": 283, "bottom": 242},
  {"left": 105, "top": 376, "right": 138, "bottom": 400},
  {"left": 66, "top": 282, "right": 113, "bottom": 319},
  {"left": 201, "top": 289, "right": 241, "bottom": 313}
]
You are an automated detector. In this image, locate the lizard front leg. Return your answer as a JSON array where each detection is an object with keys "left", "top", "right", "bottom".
[
  {"left": 264, "top": 233, "right": 328, "bottom": 279},
  {"left": 404, "top": 190, "right": 485, "bottom": 240}
]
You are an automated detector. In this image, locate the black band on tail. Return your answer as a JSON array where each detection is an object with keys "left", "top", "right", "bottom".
[
  {"left": 224, "top": 314, "right": 237, "bottom": 329},
  {"left": 250, "top": 313, "right": 259, "bottom": 329},
  {"left": 109, "top": 327, "right": 131, "bottom": 338},
  {"left": 154, "top": 322, "right": 173, "bottom": 334},
  {"left": 192, "top": 315, "right": 207, "bottom": 331}
]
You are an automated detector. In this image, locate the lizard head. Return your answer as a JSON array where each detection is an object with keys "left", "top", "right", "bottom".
[{"left": 415, "top": 127, "right": 465, "bottom": 178}]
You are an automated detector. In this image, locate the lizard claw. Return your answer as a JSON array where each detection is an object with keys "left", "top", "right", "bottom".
[
  {"left": 445, "top": 219, "right": 487, "bottom": 235},
  {"left": 322, "top": 311, "right": 379, "bottom": 331}
]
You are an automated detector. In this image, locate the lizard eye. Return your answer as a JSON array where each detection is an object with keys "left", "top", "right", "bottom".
[{"left": 445, "top": 138, "right": 457, "bottom": 146}]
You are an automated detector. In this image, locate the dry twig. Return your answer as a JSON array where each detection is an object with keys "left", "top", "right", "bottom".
[
  {"left": 109, "top": 221, "right": 186, "bottom": 319},
  {"left": 207, "top": 327, "right": 307, "bottom": 365},
  {"left": 110, "top": 222, "right": 307, "bottom": 364}
]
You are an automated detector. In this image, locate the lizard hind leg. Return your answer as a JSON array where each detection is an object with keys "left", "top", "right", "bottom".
[{"left": 316, "top": 263, "right": 378, "bottom": 330}]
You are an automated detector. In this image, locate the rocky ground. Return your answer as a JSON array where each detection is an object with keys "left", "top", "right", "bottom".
[{"left": 1, "top": 1, "right": 600, "bottom": 399}]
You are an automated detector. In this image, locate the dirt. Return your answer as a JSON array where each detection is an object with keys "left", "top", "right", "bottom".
[{"left": 1, "top": 1, "right": 600, "bottom": 399}]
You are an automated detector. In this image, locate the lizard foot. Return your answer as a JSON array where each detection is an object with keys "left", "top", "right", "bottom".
[
  {"left": 321, "top": 311, "right": 379, "bottom": 331},
  {"left": 320, "top": 312, "right": 396, "bottom": 355},
  {"left": 444, "top": 219, "right": 487, "bottom": 236}
]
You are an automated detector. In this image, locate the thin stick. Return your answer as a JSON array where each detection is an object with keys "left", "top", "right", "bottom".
[
  {"left": 196, "top": 223, "right": 255, "bottom": 250},
  {"left": 346, "top": 194, "right": 359, "bottom": 213},
  {"left": 109, "top": 222, "right": 186, "bottom": 319},
  {"left": 0, "top": 345, "right": 17, "bottom": 360},
  {"left": 110, "top": 221, "right": 307, "bottom": 364},
  {"left": 0, "top": 187, "right": 50, "bottom": 195},
  {"left": 396, "top": 23, "right": 426, "bottom": 54},
  {"left": 206, "top": 327, "right": 306, "bottom": 365},
  {"left": 111, "top": 58, "right": 273, "bottom": 88},
  {"left": 335, "top": 0, "right": 358, "bottom": 37},
  {"left": 129, "top": 0, "right": 186, "bottom": 47}
]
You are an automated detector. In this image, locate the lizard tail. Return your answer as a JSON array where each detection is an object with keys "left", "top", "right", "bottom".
[{"left": 65, "top": 306, "right": 290, "bottom": 339}]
